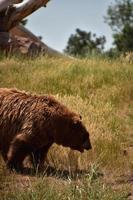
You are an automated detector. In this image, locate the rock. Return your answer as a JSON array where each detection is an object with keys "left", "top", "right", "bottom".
[
  {"left": 11, "top": 35, "right": 44, "bottom": 56},
  {"left": 0, "top": 25, "right": 62, "bottom": 57},
  {"left": 0, "top": 31, "right": 42, "bottom": 56}
]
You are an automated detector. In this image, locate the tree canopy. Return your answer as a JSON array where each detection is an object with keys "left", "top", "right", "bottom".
[
  {"left": 64, "top": 29, "right": 106, "bottom": 57},
  {"left": 105, "top": 0, "right": 133, "bottom": 52},
  {"left": 105, "top": 0, "right": 133, "bottom": 32}
]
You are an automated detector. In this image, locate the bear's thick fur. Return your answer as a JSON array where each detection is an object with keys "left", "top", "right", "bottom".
[{"left": 0, "top": 88, "right": 91, "bottom": 171}]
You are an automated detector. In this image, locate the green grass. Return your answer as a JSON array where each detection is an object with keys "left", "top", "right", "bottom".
[
  {"left": 1, "top": 180, "right": 128, "bottom": 200},
  {"left": 0, "top": 55, "right": 132, "bottom": 199}
]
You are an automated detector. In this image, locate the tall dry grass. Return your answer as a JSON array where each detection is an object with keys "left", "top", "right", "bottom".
[{"left": 0, "top": 55, "right": 132, "bottom": 199}]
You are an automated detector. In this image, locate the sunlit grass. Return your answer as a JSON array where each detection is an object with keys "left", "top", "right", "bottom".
[{"left": 0, "top": 55, "right": 132, "bottom": 199}]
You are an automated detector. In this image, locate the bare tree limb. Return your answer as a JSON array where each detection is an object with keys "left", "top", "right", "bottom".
[
  {"left": 0, "top": 0, "right": 50, "bottom": 31},
  {"left": 0, "top": 0, "right": 11, "bottom": 12},
  {"left": 12, "top": 0, "right": 49, "bottom": 20},
  {"left": 0, "top": 0, "right": 51, "bottom": 56},
  {"left": 0, "top": 0, "right": 22, "bottom": 12}
]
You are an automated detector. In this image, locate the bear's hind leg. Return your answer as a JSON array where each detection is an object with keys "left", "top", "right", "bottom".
[
  {"left": 1, "top": 151, "right": 8, "bottom": 162},
  {"left": 7, "top": 134, "right": 31, "bottom": 172}
]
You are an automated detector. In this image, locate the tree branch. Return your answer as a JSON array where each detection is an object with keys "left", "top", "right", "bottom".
[
  {"left": 0, "top": 0, "right": 22, "bottom": 12},
  {"left": 9, "top": 0, "right": 50, "bottom": 29},
  {"left": 0, "top": 0, "right": 50, "bottom": 30}
]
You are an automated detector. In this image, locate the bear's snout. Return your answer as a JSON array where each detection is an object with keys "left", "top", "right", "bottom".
[{"left": 82, "top": 140, "right": 92, "bottom": 150}]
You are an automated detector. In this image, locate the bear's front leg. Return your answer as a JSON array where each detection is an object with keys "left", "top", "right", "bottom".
[{"left": 31, "top": 143, "right": 52, "bottom": 170}]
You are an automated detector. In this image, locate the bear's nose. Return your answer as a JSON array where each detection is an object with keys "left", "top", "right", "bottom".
[{"left": 82, "top": 140, "right": 92, "bottom": 150}]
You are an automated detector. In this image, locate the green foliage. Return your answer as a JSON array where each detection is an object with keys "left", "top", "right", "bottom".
[
  {"left": 113, "top": 24, "right": 133, "bottom": 52},
  {"left": 0, "top": 171, "right": 128, "bottom": 200},
  {"left": 105, "top": 0, "right": 133, "bottom": 32},
  {"left": 104, "top": 48, "right": 120, "bottom": 58},
  {"left": 64, "top": 28, "right": 106, "bottom": 57},
  {"left": 105, "top": 0, "right": 133, "bottom": 52}
]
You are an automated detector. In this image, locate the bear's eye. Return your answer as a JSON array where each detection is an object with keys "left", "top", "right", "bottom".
[
  {"left": 79, "top": 115, "right": 82, "bottom": 120},
  {"left": 71, "top": 121, "right": 81, "bottom": 130}
]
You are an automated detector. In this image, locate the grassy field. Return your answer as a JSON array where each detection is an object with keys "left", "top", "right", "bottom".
[{"left": 0, "top": 55, "right": 133, "bottom": 199}]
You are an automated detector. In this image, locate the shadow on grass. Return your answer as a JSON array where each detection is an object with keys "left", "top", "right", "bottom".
[{"left": 17, "top": 165, "right": 103, "bottom": 180}]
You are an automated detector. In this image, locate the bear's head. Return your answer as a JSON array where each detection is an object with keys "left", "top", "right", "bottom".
[{"left": 53, "top": 113, "right": 92, "bottom": 152}]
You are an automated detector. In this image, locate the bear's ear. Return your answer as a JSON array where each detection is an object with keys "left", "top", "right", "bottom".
[{"left": 73, "top": 115, "right": 82, "bottom": 123}]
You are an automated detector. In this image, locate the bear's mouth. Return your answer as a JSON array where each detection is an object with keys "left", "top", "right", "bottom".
[
  {"left": 71, "top": 146, "right": 84, "bottom": 153},
  {"left": 82, "top": 140, "right": 92, "bottom": 150},
  {"left": 79, "top": 148, "right": 84, "bottom": 153}
]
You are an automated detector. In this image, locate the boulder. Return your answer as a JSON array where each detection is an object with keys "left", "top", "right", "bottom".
[{"left": 0, "top": 24, "right": 62, "bottom": 57}]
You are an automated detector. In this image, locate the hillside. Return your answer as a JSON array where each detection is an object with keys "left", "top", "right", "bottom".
[{"left": 0, "top": 55, "right": 133, "bottom": 200}]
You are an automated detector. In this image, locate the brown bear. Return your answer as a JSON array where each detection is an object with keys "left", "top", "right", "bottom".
[{"left": 0, "top": 88, "right": 92, "bottom": 171}]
